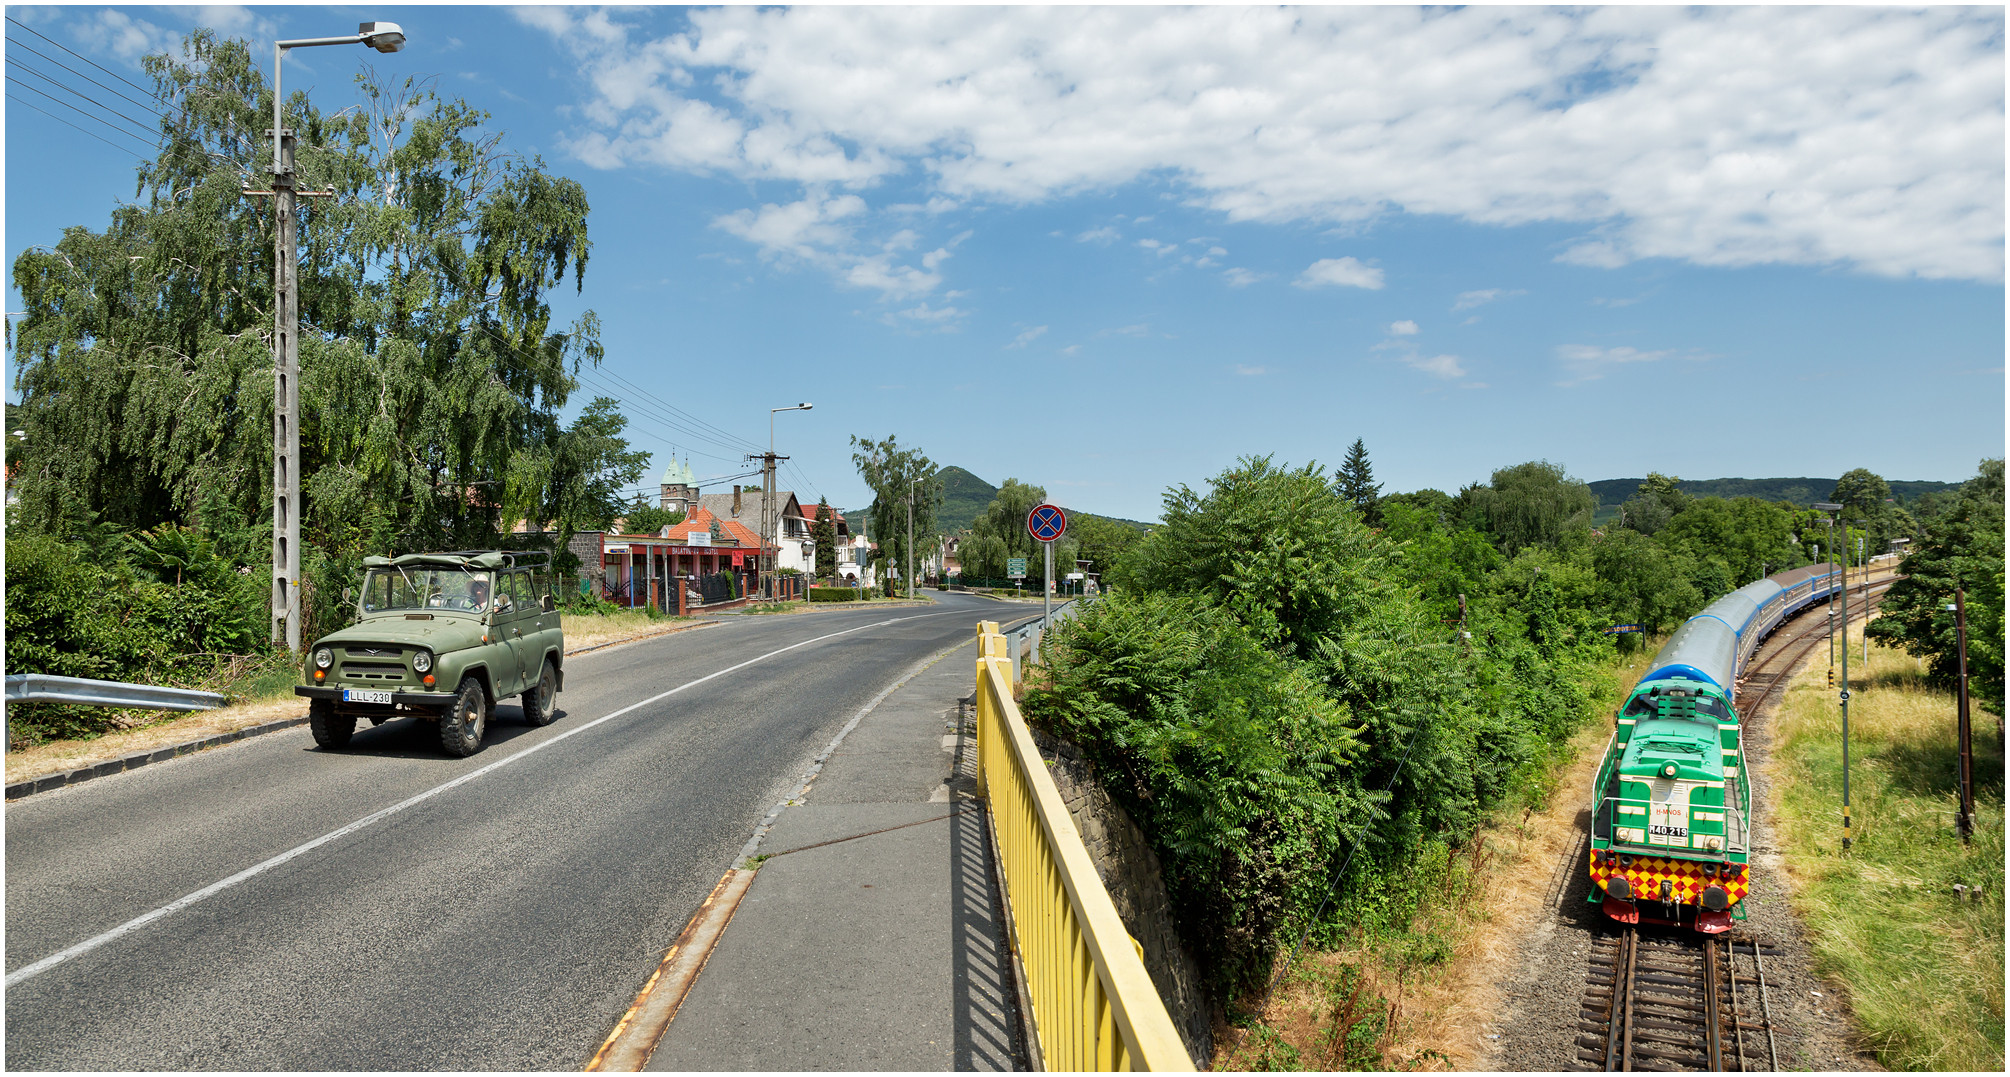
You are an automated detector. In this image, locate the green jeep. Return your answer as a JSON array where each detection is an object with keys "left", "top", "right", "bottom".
[{"left": 295, "top": 550, "right": 565, "bottom": 757}]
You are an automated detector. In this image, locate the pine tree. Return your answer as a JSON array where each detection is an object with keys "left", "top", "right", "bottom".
[
  {"left": 812, "top": 498, "right": 838, "bottom": 582},
  {"left": 1336, "top": 438, "right": 1382, "bottom": 524}
]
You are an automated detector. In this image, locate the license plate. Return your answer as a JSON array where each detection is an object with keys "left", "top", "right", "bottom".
[{"left": 343, "top": 689, "right": 393, "bottom": 704}]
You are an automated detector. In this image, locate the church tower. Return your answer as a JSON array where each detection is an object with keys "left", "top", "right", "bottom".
[{"left": 659, "top": 457, "right": 698, "bottom": 515}]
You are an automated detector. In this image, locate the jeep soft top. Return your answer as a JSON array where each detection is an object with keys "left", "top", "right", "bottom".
[{"left": 362, "top": 550, "right": 550, "bottom": 571}]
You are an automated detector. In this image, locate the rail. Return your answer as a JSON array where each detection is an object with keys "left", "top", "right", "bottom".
[
  {"left": 972, "top": 620, "right": 1192, "bottom": 1071},
  {"left": 5, "top": 674, "right": 227, "bottom": 712}
]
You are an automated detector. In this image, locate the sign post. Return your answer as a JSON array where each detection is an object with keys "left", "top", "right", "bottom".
[{"left": 1027, "top": 503, "right": 1068, "bottom": 630}]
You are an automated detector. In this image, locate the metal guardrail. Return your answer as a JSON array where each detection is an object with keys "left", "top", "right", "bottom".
[
  {"left": 973, "top": 620, "right": 1191, "bottom": 1071},
  {"left": 5, "top": 674, "right": 228, "bottom": 712},
  {"left": 1008, "top": 595, "right": 1095, "bottom": 684}
]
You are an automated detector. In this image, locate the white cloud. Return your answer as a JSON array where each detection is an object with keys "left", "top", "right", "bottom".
[
  {"left": 1007, "top": 325, "right": 1048, "bottom": 349},
  {"left": 1295, "top": 257, "right": 1385, "bottom": 290},
  {"left": 1453, "top": 289, "right": 1526, "bottom": 311},
  {"left": 1234, "top": 364, "right": 1268, "bottom": 376},
  {"left": 1077, "top": 226, "right": 1121, "bottom": 244},
  {"left": 1405, "top": 353, "right": 1467, "bottom": 380},
  {"left": 527, "top": 6, "right": 2003, "bottom": 282},
  {"left": 1389, "top": 319, "right": 1420, "bottom": 336},
  {"left": 1222, "top": 267, "right": 1266, "bottom": 287},
  {"left": 1555, "top": 343, "right": 1688, "bottom": 385},
  {"left": 710, "top": 193, "right": 949, "bottom": 300}
]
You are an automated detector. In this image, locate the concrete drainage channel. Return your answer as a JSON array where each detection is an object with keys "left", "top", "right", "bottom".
[{"left": 4, "top": 621, "right": 725, "bottom": 802}]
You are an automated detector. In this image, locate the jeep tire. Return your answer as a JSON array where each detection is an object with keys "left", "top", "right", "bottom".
[
  {"left": 309, "top": 697, "right": 355, "bottom": 749},
  {"left": 523, "top": 658, "right": 559, "bottom": 727},
  {"left": 440, "top": 677, "right": 487, "bottom": 757}
]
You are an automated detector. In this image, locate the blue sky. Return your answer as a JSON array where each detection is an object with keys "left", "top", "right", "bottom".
[{"left": 6, "top": 5, "right": 2004, "bottom": 523}]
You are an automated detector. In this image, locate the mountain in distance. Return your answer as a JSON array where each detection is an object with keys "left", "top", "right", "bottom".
[
  {"left": 848, "top": 465, "right": 1152, "bottom": 538},
  {"left": 1587, "top": 476, "right": 1963, "bottom": 518}
]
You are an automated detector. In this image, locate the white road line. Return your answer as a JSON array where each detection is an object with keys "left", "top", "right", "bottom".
[{"left": 5, "top": 608, "right": 978, "bottom": 989}]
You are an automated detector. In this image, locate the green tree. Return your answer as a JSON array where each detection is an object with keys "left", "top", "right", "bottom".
[
  {"left": 1335, "top": 438, "right": 1382, "bottom": 525},
  {"left": 619, "top": 500, "right": 685, "bottom": 536},
  {"left": 1463, "top": 460, "right": 1596, "bottom": 554},
  {"left": 1591, "top": 527, "right": 1701, "bottom": 633},
  {"left": 812, "top": 498, "right": 838, "bottom": 581},
  {"left": 965, "top": 479, "right": 1079, "bottom": 587},
  {"left": 1618, "top": 472, "right": 1689, "bottom": 536},
  {"left": 1116, "top": 455, "right": 1380, "bottom": 658},
  {"left": 8, "top": 30, "right": 616, "bottom": 568},
  {"left": 1867, "top": 458, "right": 2005, "bottom": 712},
  {"left": 1068, "top": 513, "right": 1144, "bottom": 586},
  {"left": 850, "top": 434, "right": 941, "bottom": 589}
]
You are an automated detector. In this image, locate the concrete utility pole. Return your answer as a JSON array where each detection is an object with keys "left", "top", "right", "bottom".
[
  {"left": 907, "top": 477, "right": 916, "bottom": 600},
  {"left": 252, "top": 21, "right": 405, "bottom": 651},
  {"left": 760, "top": 403, "right": 811, "bottom": 600}
]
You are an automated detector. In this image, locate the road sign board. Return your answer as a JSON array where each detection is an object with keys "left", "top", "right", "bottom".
[
  {"left": 1007, "top": 557, "right": 1027, "bottom": 578},
  {"left": 1027, "top": 503, "right": 1067, "bottom": 542}
]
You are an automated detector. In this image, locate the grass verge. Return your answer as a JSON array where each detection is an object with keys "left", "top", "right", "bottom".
[
  {"left": 1767, "top": 638, "right": 2005, "bottom": 1071},
  {"left": 1211, "top": 640, "right": 1657, "bottom": 1070}
]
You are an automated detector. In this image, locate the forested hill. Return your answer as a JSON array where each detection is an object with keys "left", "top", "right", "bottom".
[
  {"left": 849, "top": 465, "right": 1153, "bottom": 537},
  {"left": 1589, "top": 476, "right": 1962, "bottom": 510}
]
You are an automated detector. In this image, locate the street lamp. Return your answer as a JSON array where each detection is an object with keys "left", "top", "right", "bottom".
[
  {"left": 265, "top": 21, "right": 407, "bottom": 652},
  {"left": 1812, "top": 501, "right": 1851, "bottom": 850},
  {"left": 763, "top": 403, "right": 811, "bottom": 599}
]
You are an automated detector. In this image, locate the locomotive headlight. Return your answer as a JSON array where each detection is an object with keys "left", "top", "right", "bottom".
[
  {"left": 412, "top": 650, "right": 433, "bottom": 674},
  {"left": 314, "top": 648, "right": 334, "bottom": 669}
]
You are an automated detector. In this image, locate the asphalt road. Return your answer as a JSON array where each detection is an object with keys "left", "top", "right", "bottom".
[{"left": 5, "top": 592, "right": 1021, "bottom": 1070}]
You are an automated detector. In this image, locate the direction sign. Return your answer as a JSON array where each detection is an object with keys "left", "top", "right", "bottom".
[
  {"left": 1027, "top": 503, "right": 1068, "bottom": 542},
  {"left": 1007, "top": 557, "right": 1028, "bottom": 578}
]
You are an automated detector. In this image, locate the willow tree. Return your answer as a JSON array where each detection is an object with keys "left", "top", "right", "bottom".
[
  {"left": 850, "top": 434, "right": 941, "bottom": 588},
  {"left": 8, "top": 29, "right": 635, "bottom": 578}
]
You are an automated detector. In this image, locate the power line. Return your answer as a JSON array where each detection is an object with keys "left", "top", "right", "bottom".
[
  {"left": 4, "top": 33, "right": 164, "bottom": 118},
  {"left": 5, "top": 74, "right": 160, "bottom": 151},
  {"left": 6, "top": 16, "right": 157, "bottom": 100},
  {"left": 4, "top": 92, "right": 151, "bottom": 160},
  {"left": 6, "top": 57, "right": 161, "bottom": 140}
]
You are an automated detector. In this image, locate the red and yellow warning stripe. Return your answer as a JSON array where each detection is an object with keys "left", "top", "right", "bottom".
[{"left": 1590, "top": 849, "right": 1748, "bottom": 905}]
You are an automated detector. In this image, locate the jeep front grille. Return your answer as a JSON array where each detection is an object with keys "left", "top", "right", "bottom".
[{"left": 339, "top": 663, "right": 407, "bottom": 681}]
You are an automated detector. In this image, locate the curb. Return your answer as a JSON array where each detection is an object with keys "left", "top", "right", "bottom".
[
  {"left": 6, "top": 621, "right": 727, "bottom": 803},
  {"left": 5, "top": 717, "right": 310, "bottom": 801}
]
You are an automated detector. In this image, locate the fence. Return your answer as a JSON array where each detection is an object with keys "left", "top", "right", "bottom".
[{"left": 972, "top": 620, "right": 1191, "bottom": 1071}]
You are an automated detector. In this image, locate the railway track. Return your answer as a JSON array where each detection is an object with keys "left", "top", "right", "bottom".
[
  {"left": 1575, "top": 929, "right": 1782, "bottom": 1071},
  {"left": 1567, "top": 571, "right": 1896, "bottom": 1071}
]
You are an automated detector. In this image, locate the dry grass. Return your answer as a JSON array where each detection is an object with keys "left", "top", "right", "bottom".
[
  {"left": 1211, "top": 641, "right": 1660, "bottom": 1071},
  {"left": 6, "top": 613, "right": 718, "bottom": 787},
  {"left": 1767, "top": 636, "right": 2005, "bottom": 1071}
]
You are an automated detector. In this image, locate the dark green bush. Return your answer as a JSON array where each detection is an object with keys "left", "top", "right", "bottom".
[
  {"left": 809, "top": 587, "right": 863, "bottom": 602},
  {"left": 5, "top": 530, "right": 266, "bottom": 745}
]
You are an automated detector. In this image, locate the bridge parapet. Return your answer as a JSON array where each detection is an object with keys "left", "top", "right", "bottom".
[{"left": 972, "top": 620, "right": 1192, "bottom": 1071}]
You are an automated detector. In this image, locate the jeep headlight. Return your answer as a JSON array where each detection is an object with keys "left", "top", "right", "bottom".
[
  {"left": 314, "top": 647, "right": 334, "bottom": 669},
  {"left": 412, "top": 650, "right": 433, "bottom": 673}
]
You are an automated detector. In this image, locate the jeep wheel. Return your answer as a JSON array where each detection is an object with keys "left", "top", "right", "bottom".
[
  {"left": 309, "top": 698, "right": 355, "bottom": 749},
  {"left": 522, "top": 659, "right": 559, "bottom": 727},
  {"left": 440, "top": 678, "right": 487, "bottom": 757}
]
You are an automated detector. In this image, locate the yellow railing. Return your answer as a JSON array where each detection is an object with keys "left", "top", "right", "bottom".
[{"left": 973, "top": 621, "right": 1194, "bottom": 1072}]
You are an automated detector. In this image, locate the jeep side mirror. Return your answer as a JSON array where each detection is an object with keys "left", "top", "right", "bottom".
[{"left": 542, "top": 594, "right": 556, "bottom": 613}]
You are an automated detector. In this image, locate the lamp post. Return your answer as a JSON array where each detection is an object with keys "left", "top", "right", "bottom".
[
  {"left": 264, "top": 21, "right": 406, "bottom": 652},
  {"left": 906, "top": 476, "right": 917, "bottom": 600},
  {"left": 1813, "top": 501, "right": 1850, "bottom": 850},
  {"left": 763, "top": 403, "right": 811, "bottom": 599}
]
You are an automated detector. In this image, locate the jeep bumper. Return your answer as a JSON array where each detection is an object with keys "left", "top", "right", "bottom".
[{"left": 296, "top": 686, "right": 459, "bottom": 707}]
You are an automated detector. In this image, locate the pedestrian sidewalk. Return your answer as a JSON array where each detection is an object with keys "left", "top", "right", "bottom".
[{"left": 643, "top": 639, "right": 1026, "bottom": 1071}]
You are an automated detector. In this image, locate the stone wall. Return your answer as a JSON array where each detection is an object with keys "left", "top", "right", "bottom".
[{"left": 1029, "top": 727, "right": 1213, "bottom": 1067}]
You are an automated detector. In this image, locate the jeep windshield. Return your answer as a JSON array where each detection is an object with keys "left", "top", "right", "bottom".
[{"left": 360, "top": 566, "right": 496, "bottom": 614}]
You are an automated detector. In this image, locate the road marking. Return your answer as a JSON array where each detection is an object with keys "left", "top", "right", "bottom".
[{"left": 4, "top": 608, "right": 978, "bottom": 989}]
